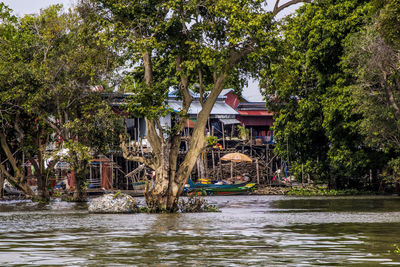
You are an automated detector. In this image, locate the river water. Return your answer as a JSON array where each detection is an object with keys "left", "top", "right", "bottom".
[{"left": 1, "top": 195, "right": 400, "bottom": 266}]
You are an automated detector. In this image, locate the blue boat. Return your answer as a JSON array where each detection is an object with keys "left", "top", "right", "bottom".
[{"left": 186, "top": 178, "right": 251, "bottom": 189}]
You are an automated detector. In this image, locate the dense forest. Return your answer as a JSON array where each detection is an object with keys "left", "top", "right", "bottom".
[
  {"left": 263, "top": 0, "right": 400, "bottom": 190},
  {"left": 0, "top": 0, "right": 399, "bottom": 210}
]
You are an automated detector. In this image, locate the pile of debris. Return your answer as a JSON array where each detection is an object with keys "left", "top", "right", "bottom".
[{"left": 88, "top": 192, "right": 138, "bottom": 213}]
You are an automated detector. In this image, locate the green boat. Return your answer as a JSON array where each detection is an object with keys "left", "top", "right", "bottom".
[{"left": 188, "top": 183, "right": 256, "bottom": 196}]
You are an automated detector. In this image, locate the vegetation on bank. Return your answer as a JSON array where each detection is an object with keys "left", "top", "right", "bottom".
[{"left": 286, "top": 187, "right": 374, "bottom": 196}]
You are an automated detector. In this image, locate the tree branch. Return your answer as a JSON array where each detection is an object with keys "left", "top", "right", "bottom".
[
  {"left": 0, "top": 133, "right": 22, "bottom": 178},
  {"left": 145, "top": 118, "right": 162, "bottom": 156},
  {"left": 120, "top": 135, "right": 156, "bottom": 169},
  {"left": 273, "top": 0, "right": 312, "bottom": 17}
]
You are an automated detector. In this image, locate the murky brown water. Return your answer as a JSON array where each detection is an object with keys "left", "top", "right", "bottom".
[{"left": 1, "top": 195, "right": 400, "bottom": 266}]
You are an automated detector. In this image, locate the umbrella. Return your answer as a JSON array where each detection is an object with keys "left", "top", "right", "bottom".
[{"left": 220, "top": 153, "right": 252, "bottom": 163}]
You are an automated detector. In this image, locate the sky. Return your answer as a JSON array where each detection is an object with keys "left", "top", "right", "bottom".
[{"left": 1, "top": 0, "right": 302, "bottom": 101}]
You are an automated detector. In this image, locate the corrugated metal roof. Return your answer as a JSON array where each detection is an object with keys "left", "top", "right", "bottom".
[
  {"left": 219, "top": 118, "right": 241, "bottom": 125},
  {"left": 238, "top": 110, "right": 273, "bottom": 116},
  {"left": 168, "top": 100, "right": 238, "bottom": 115}
]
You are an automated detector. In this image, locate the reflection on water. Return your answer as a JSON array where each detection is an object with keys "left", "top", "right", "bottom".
[{"left": 1, "top": 196, "right": 400, "bottom": 266}]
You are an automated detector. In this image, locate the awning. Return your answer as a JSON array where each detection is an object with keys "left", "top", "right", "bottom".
[{"left": 219, "top": 118, "right": 240, "bottom": 125}]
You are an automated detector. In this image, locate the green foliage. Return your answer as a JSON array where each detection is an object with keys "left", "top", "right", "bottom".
[
  {"left": 113, "top": 191, "right": 121, "bottom": 199},
  {"left": 206, "top": 136, "right": 218, "bottom": 147},
  {"left": 263, "top": 0, "right": 376, "bottom": 188},
  {"left": 287, "top": 186, "right": 367, "bottom": 196},
  {"left": 392, "top": 244, "right": 400, "bottom": 256},
  {"left": 237, "top": 125, "right": 249, "bottom": 140},
  {"left": 83, "top": 0, "right": 278, "bottom": 120}
]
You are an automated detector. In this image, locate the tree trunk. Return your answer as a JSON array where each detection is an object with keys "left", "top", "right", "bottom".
[
  {"left": 35, "top": 174, "right": 50, "bottom": 202},
  {"left": 145, "top": 142, "right": 180, "bottom": 211},
  {"left": 0, "top": 170, "right": 4, "bottom": 199},
  {"left": 72, "top": 173, "right": 86, "bottom": 202}
]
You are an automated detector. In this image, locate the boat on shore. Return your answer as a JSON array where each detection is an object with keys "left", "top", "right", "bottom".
[{"left": 187, "top": 183, "right": 256, "bottom": 196}]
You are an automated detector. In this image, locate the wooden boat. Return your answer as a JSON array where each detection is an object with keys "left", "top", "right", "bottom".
[
  {"left": 187, "top": 183, "right": 256, "bottom": 196},
  {"left": 187, "top": 178, "right": 250, "bottom": 189}
]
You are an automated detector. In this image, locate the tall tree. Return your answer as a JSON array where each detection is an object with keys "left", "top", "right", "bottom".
[
  {"left": 0, "top": 4, "right": 122, "bottom": 201},
  {"left": 0, "top": 3, "right": 45, "bottom": 198},
  {"left": 19, "top": 5, "right": 122, "bottom": 201},
  {"left": 344, "top": 0, "right": 400, "bottom": 183},
  {"left": 262, "top": 0, "right": 375, "bottom": 188},
  {"left": 82, "top": 0, "right": 311, "bottom": 211}
]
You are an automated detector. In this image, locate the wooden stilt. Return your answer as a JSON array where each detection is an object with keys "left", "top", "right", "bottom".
[
  {"left": 250, "top": 128, "right": 253, "bottom": 158},
  {"left": 230, "top": 161, "right": 233, "bottom": 179},
  {"left": 256, "top": 159, "right": 260, "bottom": 185},
  {"left": 204, "top": 152, "right": 208, "bottom": 179},
  {"left": 111, "top": 154, "right": 114, "bottom": 190},
  {"left": 218, "top": 150, "right": 222, "bottom": 179},
  {"left": 222, "top": 123, "right": 225, "bottom": 149},
  {"left": 212, "top": 150, "right": 215, "bottom": 175}
]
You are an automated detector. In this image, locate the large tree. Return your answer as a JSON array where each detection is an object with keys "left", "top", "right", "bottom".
[
  {"left": 262, "top": 0, "right": 377, "bottom": 188},
  {"left": 82, "top": 0, "right": 311, "bottom": 211},
  {"left": 21, "top": 5, "right": 122, "bottom": 201},
  {"left": 344, "top": 0, "right": 400, "bottom": 183},
  {"left": 0, "top": 4, "right": 122, "bottom": 201},
  {"left": 0, "top": 3, "right": 48, "bottom": 199}
]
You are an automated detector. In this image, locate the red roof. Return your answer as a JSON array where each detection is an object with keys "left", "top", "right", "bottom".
[
  {"left": 237, "top": 110, "right": 273, "bottom": 116},
  {"left": 185, "top": 119, "right": 196, "bottom": 128},
  {"left": 237, "top": 116, "right": 274, "bottom": 127}
]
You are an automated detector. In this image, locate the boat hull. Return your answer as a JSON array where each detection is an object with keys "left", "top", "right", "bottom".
[{"left": 187, "top": 183, "right": 256, "bottom": 196}]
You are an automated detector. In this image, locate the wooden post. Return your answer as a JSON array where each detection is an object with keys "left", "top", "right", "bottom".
[
  {"left": 111, "top": 154, "right": 114, "bottom": 190},
  {"left": 222, "top": 123, "right": 225, "bottom": 149},
  {"left": 256, "top": 159, "right": 260, "bottom": 185},
  {"left": 230, "top": 161, "right": 233, "bottom": 179},
  {"left": 0, "top": 155, "right": 3, "bottom": 198},
  {"left": 196, "top": 157, "right": 201, "bottom": 180},
  {"left": 218, "top": 150, "right": 222, "bottom": 179},
  {"left": 137, "top": 117, "right": 140, "bottom": 140},
  {"left": 134, "top": 128, "right": 137, "bottom": 142},
  {"left": 90, "top": 164, "right": 93, "bottom": 186},
  {"left": 99, "top": 161, "right": 103, "bottom": 189},
  {"left": 126, "top": 164, "right": 129, "bottom": 190},
  {"left": 266, "top": 144, "right": 269, "bottom": 183},
  {"left": 125, "top": 158, "right": 128, "bottom": 189},
  {"left": 204, "top": 152, "right": 208, "bottom": 179},
  {"left": 212, "top": 149, "right": 215, "bottom": 174},
  {"left": 250, "top": 128, "right": 253, "bottom": 158},
  {"left": 231, "top": 124, "right": 234, "bottom": 139}
]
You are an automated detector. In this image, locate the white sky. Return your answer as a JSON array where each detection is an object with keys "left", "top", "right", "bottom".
[{"left": 1, "top": 0, "right": 301, "bottom": 101}]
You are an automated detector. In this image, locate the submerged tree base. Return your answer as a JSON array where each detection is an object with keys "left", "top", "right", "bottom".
[
  {"left": 137, "top": 196, "right": 220, "bottom": 213},
  {"left": 177, "top": 196, "right": 220, "bottom": 213}
]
